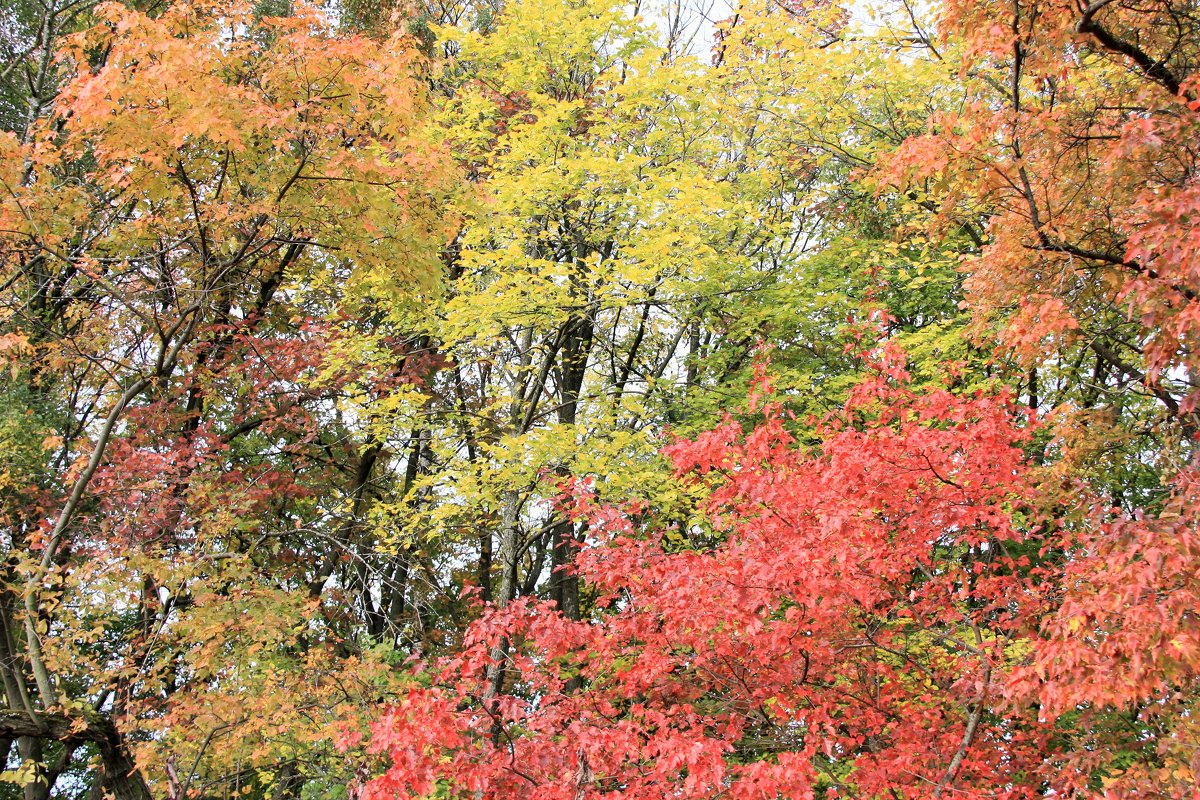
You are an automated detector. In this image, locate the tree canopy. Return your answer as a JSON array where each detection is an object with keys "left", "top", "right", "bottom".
[{"left": 0, "top": 0, "right": 1197, "bottom": 797}]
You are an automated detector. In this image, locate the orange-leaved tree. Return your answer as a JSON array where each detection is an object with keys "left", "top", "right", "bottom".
[
  {"left": 0, "top": 0, "right": 456, "bottom": 796},
  {"left": 884, "top": 0, "right": 1200, "bottom": 482}
]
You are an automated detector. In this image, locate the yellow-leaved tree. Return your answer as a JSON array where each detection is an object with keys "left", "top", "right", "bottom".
[{"left": 373, "top": 0, "right": 975, "bottom": 664}]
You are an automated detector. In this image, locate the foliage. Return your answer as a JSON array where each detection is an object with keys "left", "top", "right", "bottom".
[
  {"left": 0, "top": 0, "right": 455, "bottom": 796},
  {"left": 0, "top": 0, "right": 1196, "bottom": 795},
  {"left": 362, "top": 356, "right": 1200, "bottom": 798}
]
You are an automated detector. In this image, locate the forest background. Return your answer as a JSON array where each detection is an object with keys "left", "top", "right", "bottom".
[{"left": 0, "top": 0, "right": 1198, "bottom": 796}]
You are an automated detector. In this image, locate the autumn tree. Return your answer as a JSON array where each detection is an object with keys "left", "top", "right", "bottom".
[
  {"left": 885, "top": 0, "right": 1200, "bottom": 498},
  {"left": 876, "top": 0, "right": 1200, "bottom": 789},
  {"left": 361, "top": 352, "right": 1200, "bottom": 797},
  {"left": 366, "top": 0, "right": 980, "bottom": 660},
  {"left": 0, "top": 0, "right": 455, "bottom": 795}
]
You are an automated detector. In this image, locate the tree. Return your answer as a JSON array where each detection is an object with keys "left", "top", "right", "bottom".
[
  {"left": 883, "top": 0, "right": 1200, "bottom": 500},
  {"left": 367, "top": 0, "right": 981, "bottom": 658},
  {"left": 0, "top": 0, "right": 455, "bottom": 795},
  {"left": 363, "top": 352, "right": 1200, "bottom": 797}
]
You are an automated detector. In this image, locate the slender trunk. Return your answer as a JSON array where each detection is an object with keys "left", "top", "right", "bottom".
[{"left": 483, "top": 488, "right": 522, "bottom": 701}]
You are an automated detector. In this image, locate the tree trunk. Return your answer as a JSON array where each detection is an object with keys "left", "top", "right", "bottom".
[{"left": 0, "top": 711, "right": 151, "bottom": 800}]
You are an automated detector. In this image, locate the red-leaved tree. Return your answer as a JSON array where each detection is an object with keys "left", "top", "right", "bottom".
[{"left": 360, "top": 352, "right": 1200, "bottom": 797}]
